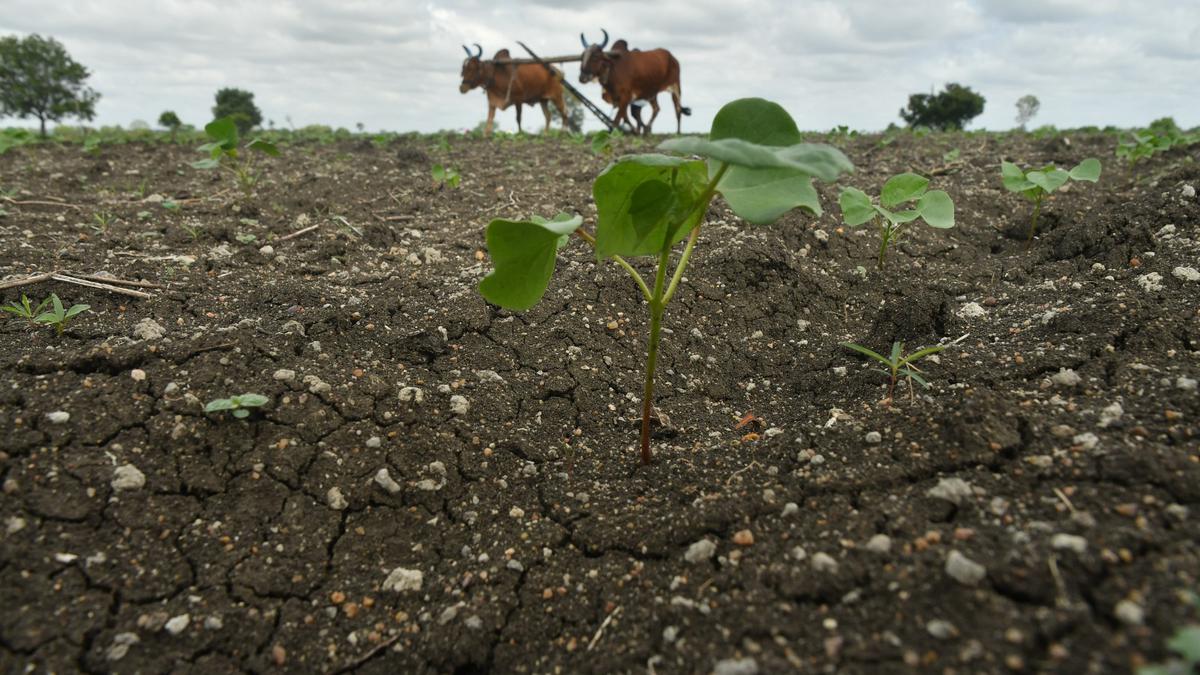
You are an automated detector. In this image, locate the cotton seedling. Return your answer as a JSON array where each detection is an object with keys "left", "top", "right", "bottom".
[
  {"left": 431, "top": 163, "right": 461, "bottom": 189},
  {"left": 204, "top": 393, "right": 269, "bottom": 419},
  {"left": 1001, "top": 158, "right": 1100, "bottom": 242},
  {"left": 838, "top": 173, "right": 955, "bottom": 268},
  {"left": 190, "top": 116, "right": 279, "bottom": 195},
  {"left": 477, "top": 97, "right": 854, "bottom": 464},
  {"left": 841, "top": 340, "right": 944, "bottom": 405}
]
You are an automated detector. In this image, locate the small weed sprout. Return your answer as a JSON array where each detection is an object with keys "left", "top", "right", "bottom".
[
  {"left": 26, "top": 294, "right": 90, "bottom": 335},
  {"left": 1001, "top": 158, "right": 1100, "bottom": 241},
  {"left": 2, "top": 294, "right": 50, "bottom": 323},
  {"left": 478, "top": 98, "right": 853, "bottom": 464},
  {"left": 431, "top": 163, "right": 461, "bottom": 189},
  {"left": 91, "top": 211, "right": 115, "bottom": 234},
  {"left": 842, "top": 341, "right": 944, "bottom": 404},
  {"left": 838, "top": 173, "right": 955, "bottom": 268},
  {"left": 190, "top": 116, "right": 279, "bottom": 196},
  {"left": 205, "top": 393, "right": 269, "bottom": 419},
  {"left": 590, "top": 130, "right": 618, "bottom": 156}
]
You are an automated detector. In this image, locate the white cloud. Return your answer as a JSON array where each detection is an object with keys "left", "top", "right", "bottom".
[{"left": 0, "top": 0, "right": 1196, "bottom": 133}]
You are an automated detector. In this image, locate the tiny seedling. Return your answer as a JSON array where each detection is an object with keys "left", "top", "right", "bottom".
[
  {"left": 91, "top": 211, "right": 115, "bottom": 234},
  {"left": 478, "top": 98, "right": 854, "bottom": 464},
  {"left": 590, "top": 130, "right": 617, "bottom": 156},
  {"left": 431, "top": 163, "right": 461, "bottom": 189},
  {"left": 2, "top": 294, "right": 50, "bottom": 323},
  {"left": 204, "top": 393, "right": 269, "bottom": 419},
  {"left": 838, "top": 173, "right": 955, "bottom": 268},
  {"left": 191, "top": 116, "right": 279, "bottom": 195},
  {"left": 30, "top": 294, "right": 90, "bottom": 335},
  {"left": 1139, "top": 591, "right": 1200, "bottom": 675},
  {"left": 841, "top": 341, "right": 944, "bottom": 404},
  {"left": 1001, "top": 158, "right": 1101, "bottom": 242}
]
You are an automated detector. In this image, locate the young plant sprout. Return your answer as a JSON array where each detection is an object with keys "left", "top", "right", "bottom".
[
  {"left": 841, "top": 341, "right": 944, "bottom": 405},
  {"left": 190, "top": 116, "right": 279, "bottom": 195},
  {"left": 25, "top": 294, "right": 91, "bottom": 336},
  {"left": 838, "top": 173, "right": 955, "bottom": 268},
  {"left": 2, "top": 293, "right": 50, "bottom": 324},
  {"left": 477, "top": 98, "right": 854, "bottom": 464},
  {"left": 431, "top": 163, "right": 461, "bottom": 189},
  {"left": 1000, "top": 158, "right": 1100, "bottom": 242},
  {"left": 205, "top": 393, "right": 269, "bottom": 419}
]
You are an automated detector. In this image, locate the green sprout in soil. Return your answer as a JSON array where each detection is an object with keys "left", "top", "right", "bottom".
[
  {"left": 204, "top": 393, "right": 269, "bottom": 419},
  {"left": 477, "top": 97, "right": 853, "bottom": 464},
  {"left": 1139, "top": 591, "right": 1200, "bottom": 675},
  {"left": 91, "top": 210, "right": 115, "bottom": 234},
  {"left": 431, "top": 163, "right": 461, "bottom": 189},
  {"left": 841, "top": 340, "right": 944, "bottom": 405},
  {"left": 190, "top": 116, "right": 279, "bottom": 196},
  {"left": 590, "top": 130, "right": 619, "bottom": 156},
  {"left": 9, "top": 293, "right": 91, "bottom": 335},
  {"left": 838, "top": 173, "right": 955, "bottom": 268},
  {"left": 1001, "top": 158, "right": 1100, "bottom": 242}
]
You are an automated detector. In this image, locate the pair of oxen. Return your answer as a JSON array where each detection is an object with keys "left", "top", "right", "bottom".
[{"left": 459, "top": 29, "right": 690, "bottom": 136}]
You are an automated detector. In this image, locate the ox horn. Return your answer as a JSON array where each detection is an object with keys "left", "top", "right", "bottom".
[
  {"left": 580, "top": 33, "right": 588, "bottom": 49},
  {"left": 599, "top": 28, "right": 609, "bottom": 48},
  {"left": 473, "top": 43, "right": 483, "bottom": 58},
  {"left": 462, "top": 44, "right": 472, "bottom": 58}
]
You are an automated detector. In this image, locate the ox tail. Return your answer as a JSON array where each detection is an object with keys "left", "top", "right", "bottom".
[
  {"left": 681, "top": 106, "right": 692, "bottom": 116},
  {"left": 667, "top": 83, "right": 691, "bottom": 116}
]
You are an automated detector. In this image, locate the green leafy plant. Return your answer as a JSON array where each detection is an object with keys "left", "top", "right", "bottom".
[
  {"left": 431, "top": 163, "right": 461, "bottom": 189},
  {"left": 2, "top": 294, "right": 50, "bottom": 323},
  {"left": 838, "top": 173, "right": 955, "bottom": 268},
  {"left": 14, "top": 293, "right": 90, "bottom": 335},
  {"left": 1001, "top": 158, "right": 1101, "bottom": 241},
  {"left": 204, "top": 393, "right": 269, "bottom": 419},
  {"left": 841, "top": 341, "right": 944, "bottom": 404},
  {"left": 590, "top": 130, "right": 619, "bottom": 156},
  {"left": 190, "top": 116, "right": 279, "bottom": 195},
  {"left": 91, "top": 210, "right": 115, "bottom": 234},
  {"left": 1116, "top": 118, "right": 1199, "bottom": 171},
  {"left": 477, "top": 97, "right": 854, "bottom": 464}
]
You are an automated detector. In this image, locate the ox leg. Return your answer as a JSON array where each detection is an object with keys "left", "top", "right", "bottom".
[
  {"left": 515, "top": 103, "right": 523, "bottom": 134},
  {"left": 486, "top": 105, "right": 496, "bottom": 137},
  {"left": 671, "top": 86, "right": 684, "bottom": 134},
  {"left": 552, "top": 96, "right": 568, "bottom": 132},
  {"left": 646, "top": 98, "right": 661, "bottom": 136},
  {"left": 541, "top": 101, "right": 552, "bottom": 134}
]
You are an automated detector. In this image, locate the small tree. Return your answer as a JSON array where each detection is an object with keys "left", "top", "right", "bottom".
[
  {"left": 158, "top": 110, "right": 182, "bottom": 140},
  {"left": 211, "top": 88, "right": 262, "bottom": 136},
  {"left": 0, "top": 34, "right": 100, "bottom": 138},
  {"left": 551, "top": 93, "right": 585, "bottom": 133},
  {"left": 899, "top": 83, "right": 985, "bottom": 131},
  {"left": 1015, "top": 95, "right": 1040, "bottom": 130}
]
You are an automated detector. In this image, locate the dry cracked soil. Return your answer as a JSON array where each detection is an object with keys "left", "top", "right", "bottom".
[{"left": 1, "top": 129, "right": 1198, "bottom": 674}]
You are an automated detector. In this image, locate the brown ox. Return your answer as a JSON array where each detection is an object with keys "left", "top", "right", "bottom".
[
  {"left": 579, "top": 30, "right": 691, "bottom": 134},
  {"left": 459, "top": 44, "right": 568, "bottom": 137}
]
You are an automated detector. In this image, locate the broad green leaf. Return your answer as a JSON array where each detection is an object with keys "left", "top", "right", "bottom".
[
  {"left": 717, "top": 167, "right": 824, "bottom": 222},
  {"left": 880, "top": 173, "right": 929, "bottom": 207},
  {"left": 899, "top": 368, "right": 930, "bottom": 387},
  {"left": 916, "top": 190, "right": 955, "bottom": 229},
  {"left": 232, "top": 409, "right": 250, "bottom": 418},
  {"left": 479, "top": 213, "right": 582, "bottom": 311},
  {"left": 246, "top": 138, "right": 279, "bottom": 156},
  {"left": 1000, "top": 161, "right": 1034, "bottom": 192},
  {"left": 593, "top": 156, "right": 707, "bottom": 258},
  {"left": 875, "top": 205, "right": 922, "bottom": 224},
  {"left": 204, "top": 117, "right": 239, "bottom": 150},
  {"left": 1167, "top": 626, "right": 1200, "bottom": 662},
  {"left": 1068, "top": 158, "right": 1101, "bottom": 182},
  {"left": 235, "top": 393, "right": 269, "bottom": 407},
  {"left": 63, "top": 304, "right": 89, "bottom": 319},
  {"left": 839, "top": 187, "right": 875, "bottom": 226},
  {"left": 34, "top": 312, "right": 58, "bottom": 324},
  {"left": 710, "top": 97, "right": 802, "bottom": 146},
  {"left": 205, "top": 398, "right": 235, "bottom": 412},
  {"left": 1026, "top": 168, "right": 1069, "bottom": 193},
  {"left": 659, "top": 137, "right": 853, "bottom": 180},
  {"left": 190, "top": 158, "right": 220, "bottom": 170}
]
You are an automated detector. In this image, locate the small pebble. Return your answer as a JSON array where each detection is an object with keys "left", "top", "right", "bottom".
[
  {"left": 713, "top": 657, "right": 759, "bottom": 675},
  {"left": 945, "top": 550, "right": 986, "bottom": 586},
  {"left": 374, "top": 468, "right": 402, "bottom": 494},
  {"left": 732, "top": 530, "right": 754, "bottom": 546},
  {"left": 450, "top": 395, "right": 470, "bottom": 415},
  {"left": 273, "top": 369, "right": 296, "bottom": 382},
  {"left": 1050, "top": 369, "right": 1082, "bottom": 387},
  {"left": 865, "top": 431, "right": 882, "bottom": 444},
  {"left": 164, "top": 614, "right": 190, "bottom": 636},
  {"left": 866, "top": 534, "right": 892, "bottom": 554},
  {"left": 811, "top": 552, "right": 839, "bottom": 573},
  {"left": 382, "top": 567, "right": 423, "bottom": 593},
  {"left": 1114, "top": 599, "right": 1144, "bottom": 626},
  {"left": 685, "top": 539, "right": 716, "bottom": 564},
  {"left": 130, "top": 369, "right": 146, "bottom": 381},
  {"left": 1051, "top": 533, "right": 1087, "bottom": 554},
  {"left": 46, "top": 411, "right": 70, "bottom": 424},
  {"left": 927, "top": 619, "right": 958, "bottom": 640},
  {"left": 111, "top": 464, "right": 146, "bottom": 491}
]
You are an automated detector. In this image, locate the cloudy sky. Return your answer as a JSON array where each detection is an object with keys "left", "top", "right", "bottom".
[{"left": 2, "top": 0, "right": 1197, "bottom": 134}]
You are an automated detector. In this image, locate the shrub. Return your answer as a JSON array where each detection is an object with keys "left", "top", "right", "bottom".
[{"left": 899, "top": 83, "right": 985, "bottom": 131}]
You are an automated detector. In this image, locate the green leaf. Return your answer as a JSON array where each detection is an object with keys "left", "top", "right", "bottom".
[
  {"left": 235, "top": 393, "right": 269, "bottom": 407},
  {"left": 889, "top": 342, "right": 903, "bottom": 363},
  {"left": 205, "top": 398, "right": 235, "bottom": 412},
  {"left": 232, "top": 408, "right": 250, "bottom": 418},
  {"left": 841, "top": 341, "right": 891, "bottom": 365},
  {"left": 63, "top": 304, "right": 89, "bottom": 319},
  {"left": 710, "top": 97, "right": 802, "bottom": 146},
  {"left": 246, "top": 138, "right": 279, "bottom": 156},
  {"left": 839, "top": 187, "right": 875, "bottom": 226},
  {"left": 659, "top": 136, "right": 852, "bottom": 179},
  {"left": 1068, "top": 158, "right": 1101, "bottom": 182},
  {"left": 33, "top": 312, "right": 58, "bottom": 325},
  {"left": 1026, "top": 168, "right": 1069, "bottom": 193},
  {"left": 899, "top": 367, "right": 930, "bottom": 387},
  {"left": 204, "top": 116, "right": 239, "bottom": 150},
  {"left": 916, "top": 190, "right": 955, "bottom": 229},
  {"left": 593, "top": 156, "right": 707, "bottom": 258},
  {"left": 716, "top": 166, "right": 825, "bottom": 222},
  {"left": 1001, "top": 161, "right": 1035, "bottom": 193},
  {"left": 190, "top": 158, "right": 220, "bottom": 170},
  {"left": 875, "top": 205, "right": 922, "bottom": 224},
  {"left": 904, "top": 344, "right": 946, "bottom": 362},
  {"left": 478, "top": 213, "right": 582, "bottom": 311},
  {"left": 880, "top": 173, "right": 929, "bottom": 207},
  {"left": 1168, "top": 626, "right": 1200, "bottom": 662}
]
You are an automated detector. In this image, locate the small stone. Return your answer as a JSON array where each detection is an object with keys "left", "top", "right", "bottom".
[
  {"left": 133, "top": 318, "right": 166, "bottom": 341},
  {"left": 399, "top": 386, "right": 424, "bottom": 403},
  {"left": 374, "top": 468, "right": 402, "bottom": 494},
  {"left": 927, "top": 619, "right": 959, "bottom": 640},
  {"left": 1172, "top": 266, "right": 1200, "bottom": 282},
  {"left": 327, "top": 487, "right": 348, "bottom": 510},
  {"left": 957, "top": 302, "right": 987, "bottom": 319},
  {"left": 272, "top": 644, "right": 287, "bottom": 667},
  {"left": 1177, "top": 376, "right": 1198, "bottom": 391},
  {"left": 204, "top": 615, "right": 223, "bottom": 630},
  {"left": 130, "top": 369, "right": 147, "bottom": 382},
  {"left": 865, "top": 431, "right": 882, "bottom": 444},
  {"left": 111, "top": 464, "right": 146, "bottom": 491},
  {"left": 713, "top": 657, "right": 759, "bottom": 675},
  {"left": 438, "top": 604, "right": 459, "bottom": 625},
  {"left": 811, "top": 552, "right": 839, "bottom": 574},
  {"left": 732, "top": 530, "right": 754, "bottom": 546},
  {"left": 164, "top": 614, "right": 190, "bottom": 635},
  {"left": 105, "top": 632, "right": 140, "bottom": 661},
  {"left": 46, "top": 411, "right": 70, "bottom": 424},
  {"left": 782, "top": 502, "right": 799, "bottom": 517},
  {"left": 383, "top": 567, "right": 423, "bottom": 593},
  {"left": 685, "top": 539, "right": 717, "bottom": 564},
  {"left": 1050, "top": 369, "right": 1082, "bottom": 387},
  {"left": 790, "top": 546, "right": 808, "bottom": 561},
  {"left": 273, "top": 369, "right": 296, "bottom": 382},
  {"left": 1098, "top": 402, "right": 1123, "bottom": 428},
  {"left": 476, "top": 369, "right": 505, "bottom": 383},
  {"left": 927, "top": 477, "right": 974, "bottom": 506},
  {"left": 1183, "top": 184, "right": 1196, "bottom": 198},
  {"left": 1051, "top": 533, "right": 1087, "bottom": 554},
  {"left": 1136, "top": 272, "right": 1164, "bottom": 293},
  {"left": 866, "top": 534, "right": 892, "bottom": 554},
  {"left": 303, "top": 375, "right": 331, "bottom": 394},
  {"left": 1114, "top": 599, "right": 1144, "bottom": 626},
  {"left": 450, "top": 395, "right": 470, "bottom": 415},
  {"left": 509, "top": 506, "right": 525, "bottom": 519},
  {"left": 366, "top": 436, "right": 382, "bottom": 449},
  {"left": 945, "top": 550, "right": 986, "bottom": 586},
  {"left": 259, "top": 245, "right": 275, "bottom": 258},
  {"left": 1073, "top": 432, "right": 1099, "bottom": 451},
  {"left": 1165, "top": 504, "right": 1189, "bottom": 522},
  {"left": 6, "top": 516, "right": 27, "bottom": 534},
  {"left": 422, "top": 247, "right": 444, "bottom": 264}
]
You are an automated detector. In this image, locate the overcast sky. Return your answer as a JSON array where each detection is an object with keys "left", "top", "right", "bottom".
[{"left": 2, "top": 0, "right": 1197, "bottom": 134}]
